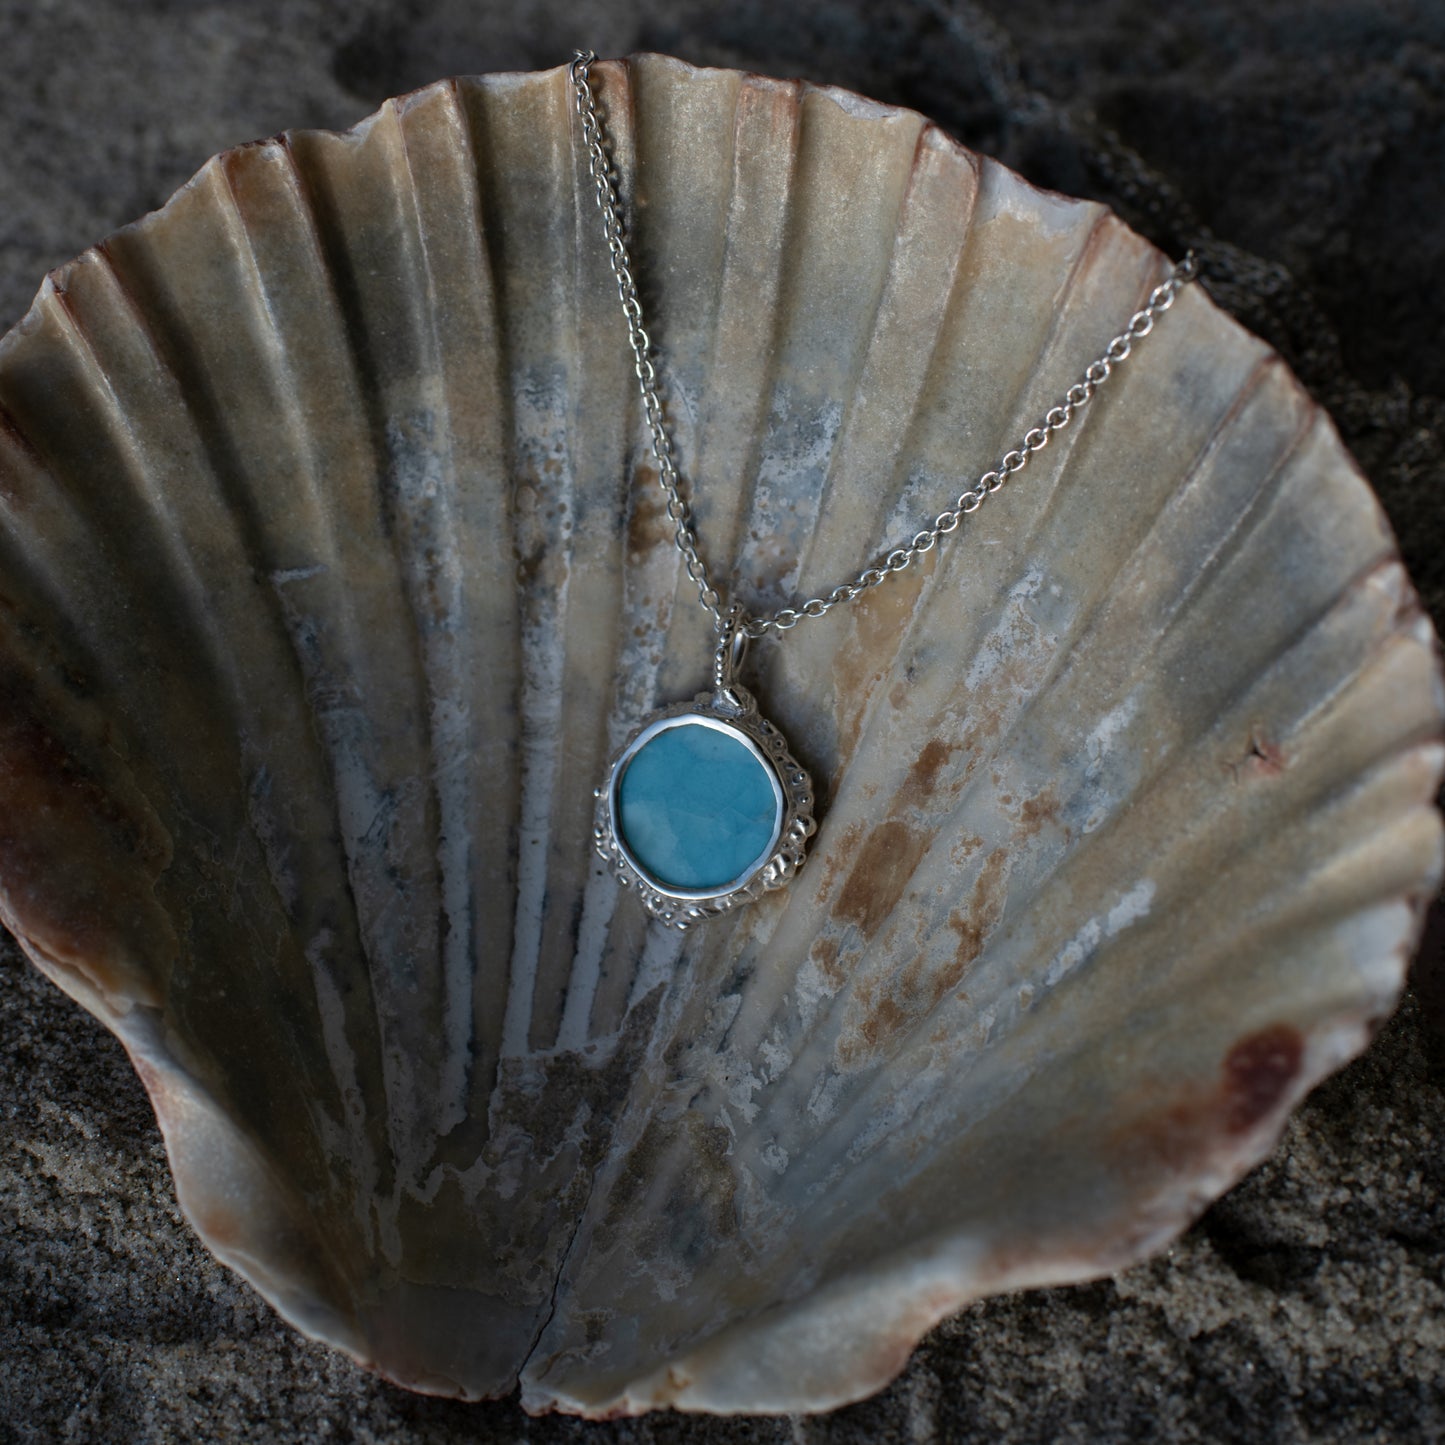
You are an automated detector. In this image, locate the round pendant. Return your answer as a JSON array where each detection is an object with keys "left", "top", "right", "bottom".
[{"left": 594, "top": 686, "right": 815, "bottom": 928}]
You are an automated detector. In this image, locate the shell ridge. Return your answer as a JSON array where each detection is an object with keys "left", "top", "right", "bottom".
[
  {"left": 24, "top": 255, "right": 393, "bottom": 1129},
  {"left": 778, "top": 107, "right": 939, "bottom": 606},
  {"left": 263, "top": 130, "right": 452, "bottom": 1199},
  {"left": 773, "top": 187, "right": 1128, "bottom": 827},
  {"left": 0, "top": 416, "right": 109, "bottom": 679},
  {"left": 497, "top": 67, "right": 589, "bottom": 1060},
  {"left": 94, "top": 170, "right": 303, "bottom": 581},
  {"left": 1199, "top": 809, "right": 1439, "bottom": 996},
  {"left": 1144, "top": 448, "right": 1400, "bottom": 761},
  {"left": 0, "top": 264, "right": 392, "bottom": 1175},
  {"left": 722, "top": 84, "right": 846, "bottom": 625},
  {"left": 656, "top": 68, "right": 803, "bottom": 710},
  {"left": 1114, "top": 354, "right": 1307, "bottom": 655},
  {"left": 1140, "top": 574, "right": 1430, "bottom": 909},
  {"left": 799, "top": 250, "right": 1211, "bottom": 927},
  {"left": 679, "top": 257, "right": 1288, "bottom": 1219},
  {"left": 852, "top": 281, "right": 1265, "bottom": 805},
  {"left": 381, "top": 87, "right": 505, "bottom": 1136},
  {"left": 687, "top": 64, "right": 756, "bottom": 616},
  {"left": 411, "top": 79, "right": 526, "bottom": 1128},
  {"left": 708, "top": 263, "right": 1301, "bottom": 1173},
  {"left": 1219, "top": 585, "right": 1445, "bottom": 824},
  {"left": 890, "top": 348, "right": 1299, "bottom": 882},
  {"left": 0, "top": 298, "right": 171, "bottom": 653},
  {"left": 79, "top": 192, "right": 403, "bottom": 1218},
  {"left": 212, "top": 136, "right": 453, "bottom": 1192},
  {"left": 547, "top": 61, "right": 642, "bottom": 1048},
  {"left": 445, "top": 78, "right": 531, "bottom": 1118},
  {"left": 654, "top": 66, "right": 806, "bottom": 708},
  {"left": 870, "top": 171, "right": 1094, "bottom": 558},
  {"left": 875, "top": 355, "right": 1302, "bottom": 915},
  {"left": 545, "top": 60, "right": 689, "bottom": 1049},
  {"left": 550, "top": 61, "right": 705, "bottom": 1047},
  {"left": 3, "top": 268, "right": 247, "bottom": 714},
  {"left": 492, "top": 504, "right": 561, "bottom": 1054},
  {"left": 643, "top": 60, "right": 756, "bottom": 707},
  {"left": 945, "top": 564, "right": 1436, "bottom": 1054},
  {"left": 1208, "top": 555, "right": 1423, "bottom": 765},
  {"left": 708, "top": 229, "right": 1166, "bottom": 1071},
  {"left": 802, "top": 407, "right": 1345, "bottom": 1069}
]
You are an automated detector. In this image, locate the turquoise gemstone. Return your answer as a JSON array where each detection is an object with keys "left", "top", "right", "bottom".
[{"left": 617, "top": 719, "right": 781, "bottom": 891}]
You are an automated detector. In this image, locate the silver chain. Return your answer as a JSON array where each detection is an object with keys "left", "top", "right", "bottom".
[{"left": 569, "top": 50, "right": 1197, "bottom": 640}]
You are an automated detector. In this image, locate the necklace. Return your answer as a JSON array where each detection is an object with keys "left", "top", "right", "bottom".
[{"left": 570, "top": 50, "right": 1197, "bottom": 930}]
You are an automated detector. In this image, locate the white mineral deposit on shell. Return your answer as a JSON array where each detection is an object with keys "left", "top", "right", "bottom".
[{"left": 0, "top": 53, "right": 1438, "bottom": 1417}]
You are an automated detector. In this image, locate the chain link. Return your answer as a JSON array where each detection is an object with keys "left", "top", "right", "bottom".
[{"left": 569, "top": 50, "right": 1196, "bottom": 640}]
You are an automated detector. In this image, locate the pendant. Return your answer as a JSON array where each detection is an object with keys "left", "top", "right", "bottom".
[{"left": 594, "top": 607, "right": 815, "bottom": 929}]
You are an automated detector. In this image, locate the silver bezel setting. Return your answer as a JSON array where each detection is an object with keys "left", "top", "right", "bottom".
[{"left": 594, "top": 685, "right": 815, "bottom": 929}]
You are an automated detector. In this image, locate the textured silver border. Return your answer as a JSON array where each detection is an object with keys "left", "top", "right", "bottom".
[{"left": 593, "top": 685, "right": 815, "bottom": 929}]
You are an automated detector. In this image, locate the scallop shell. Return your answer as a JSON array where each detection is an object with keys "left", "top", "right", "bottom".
[{"left": 0, "top": 53, "right": 1440, "bottom": 1416}]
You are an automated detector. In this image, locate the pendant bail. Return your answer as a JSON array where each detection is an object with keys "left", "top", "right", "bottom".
[{"left": 713, "top": 603, "right": 751, "bottom": 710}]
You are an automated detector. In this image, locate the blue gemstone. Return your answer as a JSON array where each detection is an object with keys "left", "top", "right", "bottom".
[{"left": 616, "top": 719, "right": 782, "bottom": 892}]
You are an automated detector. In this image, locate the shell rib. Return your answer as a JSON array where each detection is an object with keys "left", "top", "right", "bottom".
[{"left": 0, "top": 55, "right": 1439, "bottom": 1415}]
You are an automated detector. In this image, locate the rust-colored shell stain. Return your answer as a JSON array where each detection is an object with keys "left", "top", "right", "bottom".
[
  {"left": 834, "top": 819, "right": 929, "bottom": 940},
  {"left": 810, "top": 934, "right": 843, "bottom": 989},
  {"left": 1014, "top": 785, "right": 1061, "bottom": 839},
  {"left": 835, "top": 847, "right": 1007, "bottom": 1068},
  {"left": 830, "top": 559, "right": 933, "bottom": 768},
  {"left": 898, "top": 736, "right": 960, "bottom": 810},
  {"left": 513, "top": 480, "right": 570, "bottom": 591},
  {"left": 946, "top": 849, "right": 1008, "bottom": 972},
  {"left": 1114, "top": 1022, "right": 1307, "bottom": 1179},
  {"left": 625, "top": 465, "right": 667, "bottom": 565},
  {"left": 1222, "top": 1024, "right": 1304, "bottom": 1134}
]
